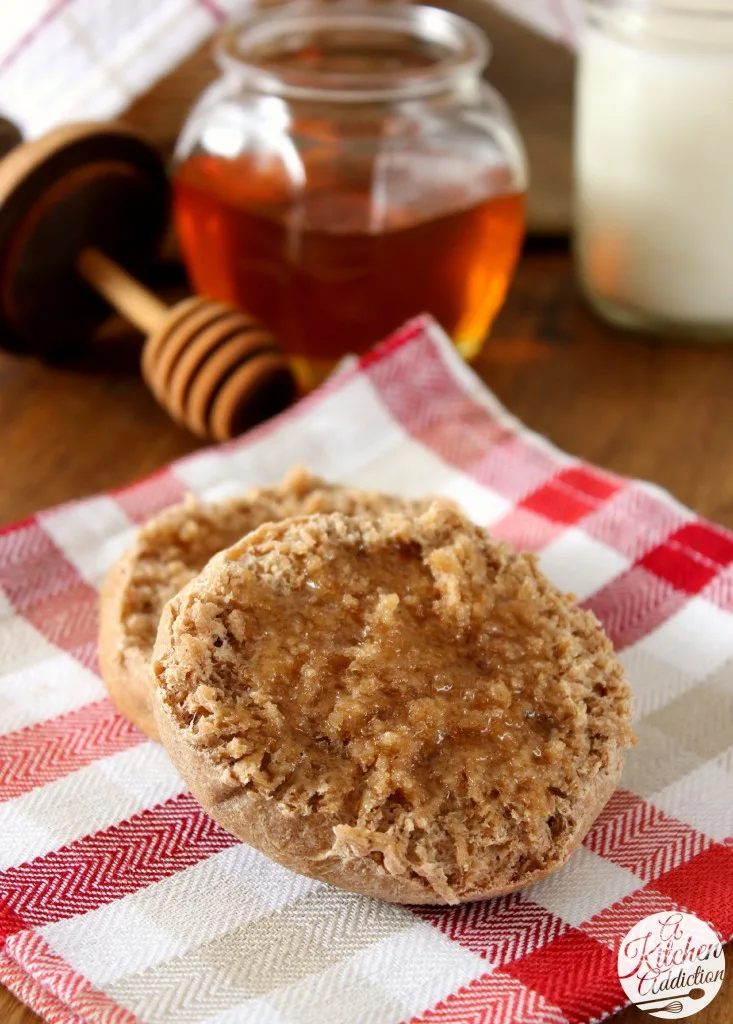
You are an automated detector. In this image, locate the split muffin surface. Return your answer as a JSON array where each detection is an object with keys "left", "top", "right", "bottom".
[
  {"left": 99, "top": 467, "right": 423, "bottom": 739},
  {"left": 153, "top": 501, "right": 633, "bottom": 904}
]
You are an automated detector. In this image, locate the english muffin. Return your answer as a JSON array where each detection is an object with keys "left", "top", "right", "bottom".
[
  {"left": 99, "top": 467, "right": 425, "bottom": 740},
  {"left": 152, "top": 501, "right": 634, "bottom": 904}
]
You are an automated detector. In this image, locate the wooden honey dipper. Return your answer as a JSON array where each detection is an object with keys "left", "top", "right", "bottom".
[{"left": 0, "top": 122, "right": 295, "bottom": 441}]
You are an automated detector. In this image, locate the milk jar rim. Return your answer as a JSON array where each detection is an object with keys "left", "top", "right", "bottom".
[{"left": 582, "top": 0, "right": 733, "bottom": 50}]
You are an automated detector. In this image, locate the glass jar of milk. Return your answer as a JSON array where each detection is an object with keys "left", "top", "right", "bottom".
[{"left": 576, "top": 1, "right": 733, "bottom": 339}]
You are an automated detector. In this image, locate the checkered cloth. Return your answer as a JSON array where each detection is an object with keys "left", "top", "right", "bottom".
[
  {"left": 1, "top": 317, "right": 731, "bottom": 1024},
  {"left": 0, "top": 0, "right": 580, "bottom": 139}
]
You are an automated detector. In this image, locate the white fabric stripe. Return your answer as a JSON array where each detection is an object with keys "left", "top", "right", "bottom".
[
  {"left": 41, "top": 844, "right": 322, "bottom": 988},
  {"left": 639, "top": 597, "right": 733, "bottom": 679},
  {"left": 651, "top": 758, "right": 733, "bottom": 844},
  {"left": 0, "top": 743, "right": 184, "bottom": 869},
  {"left": 175, "top": 375, "right": 408, "bottom": 495},
  {"left": 39, "top": 497, "right": 134, "bottom": 589},
  {"left": 263, "top": 958, "right": 409, "bottom": 1024},
  {"left": 106, "top": 2, "right": 213, "bottom": 119},
  {"left": 523, "top": 846, "right": 641, "bottom": 928},
  {"left": 205, "top": 1002, "right": 288, "bottom": 1024},
  {"left": 538, "top": 529, "right": 629, "bottom": 601},
  {"left": 620, "top": 722, "right": 703, "bottom": 803},
  {"left": 348, "top": 921, "right": 488, "bottom": 1016},
  {"left": 0, "top": 613, "right": 59, "bottom": 677},
  {"left": 106, "top": 890, "right": 417, "bottom": 1024},
  {"left": 424, "top": 319, "right": 576, "bottom": 467},
  {"left": 0, "top": 588, "right": 15, "bottom": 619},
  {"left": 0, "top": 652, "right": 104, "bottom": 736},
  {"left": 334, "top": 437, "right": 512, "bottom": 526},
  {"left": 176, "top": 374, "right": 511, "bottom": 527},
  {"left": 620, "top": 646, "right": 698, "bottom": 722},
  {"left": 0, "top": 0, "right": 51, "bottom": 60}
]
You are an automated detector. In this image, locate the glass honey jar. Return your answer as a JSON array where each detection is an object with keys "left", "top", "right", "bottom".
[{"left": 173, "top": 2, "right": 527, "bottom": 389}]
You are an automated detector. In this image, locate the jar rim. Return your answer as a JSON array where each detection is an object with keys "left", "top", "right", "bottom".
[{"left": 214, "top": 2, "right": 490, "bottom": 103}]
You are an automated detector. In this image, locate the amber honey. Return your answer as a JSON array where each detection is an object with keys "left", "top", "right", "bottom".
[{"left": 174, "top": 153, "right": 525, "bottom": 389}]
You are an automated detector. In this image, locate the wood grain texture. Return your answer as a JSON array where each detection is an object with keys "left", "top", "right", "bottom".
[
  {"left": 0, "top": 990, "right": 42, "bottom": 1024},
  {"left": 0, "top": 245, "right": 731, "bottom": 1022}
]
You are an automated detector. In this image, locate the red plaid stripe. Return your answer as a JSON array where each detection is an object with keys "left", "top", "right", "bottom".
[
  {"left": 583, "top": 567, "right": 686, "bottom": 650},
  {"left": 584, "top": 790, "right": 712, "bottom": 883},
  {"left": 501, "top": 929, "right": 623, "bottom": 1024},
  {"left": 366, "top": 337, "right": 562, "bottom": 502},
  {"left": 582, "top": 888, "right": 687, "bottom": 952},
  {"left": 0, "top": 903, "right": 25, "bottom": 945},
  {"left": 581, "top": 486, "right": 689, "bottom": 562},
  {"left": 5, "top": 933, "right": 140, "bottom": 1024},
  {"left": 519, "top": 466, "right": 622, "bottom": 526},
  {"left": 673, "top": 522, "right": 733, "bottom": 567},
  {"left": 0, "top": 699, "right": 142, "bottom": 802},
  {"left": 490, "top": 507, "right": 565, "bottom": 553},
  {"left": 416, "top": 895, "right": 568, "bottom": 967},
  {"left": 0, "top": 519, "right": 99, "bottom": 671},
  {"left": 0, "top": 793, "right": 236, "bottom": 929},
  {"left": 0, "top": 949, "right": 88, "bottom": 1024},
  {"left": 112, "top": 468, "right": 189, "bottom": 525},
  {"left": 367, "top": 332, "right": 733, "bottom": 666},
  {"left": 636, "top": 521, "right": 733, "bottom": 598},
  {"left": 704, "top": 564, "right": 733, "bottom": 613},
  {"left": 652, "top": 844, "right": 733, "bottom": 937}
]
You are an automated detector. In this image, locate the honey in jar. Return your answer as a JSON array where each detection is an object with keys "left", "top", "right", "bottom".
[{"left": 173, "top": 3, "right": 527, "bottom": 389}]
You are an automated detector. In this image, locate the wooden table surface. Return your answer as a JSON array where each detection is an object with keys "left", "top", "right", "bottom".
[{"left": 1, "top": 243, "right": 731, "bottom": 1023}]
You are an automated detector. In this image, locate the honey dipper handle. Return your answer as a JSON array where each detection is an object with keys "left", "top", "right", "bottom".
[{"left": 76, "top": 247, "right": 168, "bottom": 335}]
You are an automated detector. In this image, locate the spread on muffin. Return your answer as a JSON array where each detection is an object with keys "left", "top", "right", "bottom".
[
  {"left": 153, "top": 501, "right": 634, "bottom": 904},
  {"left": 99, "top": 466, "right": 427, "bottom": 740}
]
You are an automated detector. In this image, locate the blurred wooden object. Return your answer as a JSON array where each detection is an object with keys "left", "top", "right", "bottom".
[
  {"left": 121, "top": 4, "right": 574, "bottom": 235},
  {"left": 0, "top": 117, "right": 22, "bottom": 159}
]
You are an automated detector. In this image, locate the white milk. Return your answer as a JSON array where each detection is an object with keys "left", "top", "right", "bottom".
[{"left": 575, "top": 13, "right": 733, "bottom": 331}]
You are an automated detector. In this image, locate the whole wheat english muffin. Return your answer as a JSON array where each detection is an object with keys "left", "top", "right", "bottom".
[
  {"left": 152, "top": 502, "right": 634, "bottom": 905},
  {"left": 99, "top": 467, "right": 426, "bottom": 740}
]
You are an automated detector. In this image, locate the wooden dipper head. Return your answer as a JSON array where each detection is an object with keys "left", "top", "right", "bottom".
[
  {"left": 0, "top": 121, "right": 295, "bottom": 440},
  {"left": 142, "top": 298, "right": 296, "bottom": 442},
  {"left": 0, "top": 122, "right": 169, "bottom": 354}
]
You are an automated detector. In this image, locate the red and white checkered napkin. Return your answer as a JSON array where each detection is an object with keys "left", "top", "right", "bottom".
[
  {"left": 1, "top": 317, "right": 732, "bottom": 1024},
  {"left": 0, "top": 0, "right": 580, "bottom": 139}
]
